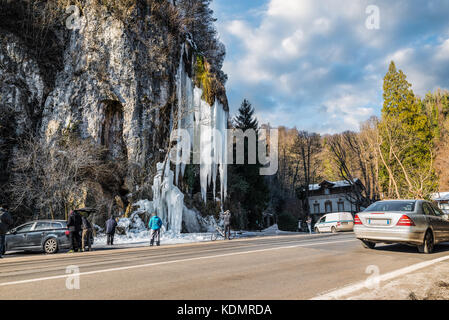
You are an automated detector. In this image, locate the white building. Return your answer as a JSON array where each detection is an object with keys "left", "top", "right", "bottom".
[{"left": 308, "top": 180, "right": 364, "bottom": 222}]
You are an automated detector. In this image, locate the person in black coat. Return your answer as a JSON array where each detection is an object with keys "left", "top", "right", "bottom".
[
  {"left": 0, "top": 205, "right": 13, "bottom": 258},
  {"left": 67, "top": 210, "right": 82, "bottom": 252},
  {"left": 105, "top": 216, "right": 118, "bottom": 245},
  {"left": 81, "top": 213, "right": 93, "bottom": 252}
]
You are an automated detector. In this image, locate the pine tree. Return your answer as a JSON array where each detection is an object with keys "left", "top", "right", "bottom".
[
  {"left": 233, "top": 99, "right": 259, "bottom": 131},
  {"left": 379, "top": 61, "right": 437, "bottom": 199},
  {"left": 227, "top": 100, "right": 268, "bottom": 230}
]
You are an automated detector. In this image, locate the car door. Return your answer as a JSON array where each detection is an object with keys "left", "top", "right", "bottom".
[
  {"left": 317, "top": 216, "right": 326, "bottom": 232},
  {"left": 27, "top": 222, "right": 52, "bottom": 248},
  {"left": 6, "top": 223, "right": 35, "bottom": 250},
  {"left": 422, "top": 202, "right": 445, "bottom": 242},
  {"left": 430, "top": 203, "right": 449, "bottom": 241}
]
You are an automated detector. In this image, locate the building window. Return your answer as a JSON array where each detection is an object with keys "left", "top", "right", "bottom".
[
  {"left": 314, "top": 203, "right": 320, "bottom": 214},
  {"left": 324, "top": 188, "right": 330, "bottom": 195},
  {"left": 338, "top": 201, "right": 345, "bottom": 212},
  {"left": 325, "top": 201, "right": 332, "bottom": 213}
]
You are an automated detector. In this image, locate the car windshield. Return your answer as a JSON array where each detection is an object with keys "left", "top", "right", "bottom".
[{"left": 364, "top": 201, "right": 415, "bottom": 212}]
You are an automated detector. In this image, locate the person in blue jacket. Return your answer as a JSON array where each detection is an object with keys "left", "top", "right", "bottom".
[{"left": 148, "top": 213, "right": 163, "bottom": 246}]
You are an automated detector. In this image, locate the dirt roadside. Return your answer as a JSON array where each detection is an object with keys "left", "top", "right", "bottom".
[{"left": 345, "top": 261, "right": 449, "bottom": 300}]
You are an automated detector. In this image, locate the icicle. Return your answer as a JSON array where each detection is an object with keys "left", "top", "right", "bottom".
[
  {"left": 174, "top": 44, "right": 185, "bottom": 186},
  {"left": 152, "top": 162, "right": 184, "bottom": 234}
]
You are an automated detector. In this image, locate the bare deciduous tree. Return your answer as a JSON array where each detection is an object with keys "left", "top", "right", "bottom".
[
  {"left": 9, "top": 134, "right": 125, "bottom": 222},
  {"left": 327, "top": 117, "right": 380, "bottom": 210}
]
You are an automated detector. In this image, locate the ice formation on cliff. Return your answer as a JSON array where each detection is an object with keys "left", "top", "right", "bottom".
[{"left": 150, "top": 43, "right": 228, "bottom": 234}]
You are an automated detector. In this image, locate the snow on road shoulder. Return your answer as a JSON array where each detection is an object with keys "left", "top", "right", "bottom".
[
  {"left": 95, "top": 224, "right": 301, "bottom": 246},
  {"left": 95, "top": 232, "right": 213, "bottom": 246}
]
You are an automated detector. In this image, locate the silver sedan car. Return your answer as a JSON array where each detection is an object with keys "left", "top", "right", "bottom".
[{"left": 354, "top": 200, "right": 449, "bottom": 254}]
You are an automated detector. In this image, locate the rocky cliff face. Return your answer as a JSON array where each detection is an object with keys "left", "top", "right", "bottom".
[{"left": 0, "top": 0, "right": 228, "bottom": 225}]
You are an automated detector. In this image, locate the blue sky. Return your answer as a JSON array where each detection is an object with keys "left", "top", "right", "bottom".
[{"left": 211, "top": 0, "right": 449, "bottom": 133}]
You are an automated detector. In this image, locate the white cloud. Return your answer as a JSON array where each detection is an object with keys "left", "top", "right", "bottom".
[
  {"left": 435, "top": 39, "right": 449, "bottom": 61},
  {"left": 281, "top": 30, "right": 305, "bottom": 58}
]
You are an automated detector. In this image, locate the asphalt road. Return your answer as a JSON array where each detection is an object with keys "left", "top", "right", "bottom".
[{"left": 1, "top": 232, "right": 449, "bottom": 299}]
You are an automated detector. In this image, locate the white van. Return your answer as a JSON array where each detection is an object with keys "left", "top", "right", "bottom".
[{"left": 314, "top": 212, "right": 354, "bottom": 233}]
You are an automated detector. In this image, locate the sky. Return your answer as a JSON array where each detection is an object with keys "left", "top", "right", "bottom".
[{"left": 211, "top": 0, "right": 449, "bottom": 133}]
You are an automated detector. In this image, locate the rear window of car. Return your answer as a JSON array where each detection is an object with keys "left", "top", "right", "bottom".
[
  {"left": 364, "top": 201, "right": 415, "bottom": 212},
  {"left": 35, "top": 222, "right": 53, "bottom": 231}
]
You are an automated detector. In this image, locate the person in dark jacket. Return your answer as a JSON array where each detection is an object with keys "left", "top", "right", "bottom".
[
  {"left": 81, "top": 212, "right": 93, "bottom": 252},
  {"left": 67, "top": 210, "right": 82, "bottom": 252},
  {"left": 0, "top": 205, "right": 13, "bottom": 258},
  {"left": 105, "top": 216, "right": 118, "bottom": 245}
]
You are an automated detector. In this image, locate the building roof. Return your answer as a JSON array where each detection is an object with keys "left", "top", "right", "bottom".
[{"left": 309, "top": 179, "right": 360, "bottom": 191}]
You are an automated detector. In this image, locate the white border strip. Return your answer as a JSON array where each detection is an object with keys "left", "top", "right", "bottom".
[
  {"left": 311, "top": 254, "right": 449, "bottom": 300},
  {"left": 0, "top": 239, "right": 355, "bottom": 287}
]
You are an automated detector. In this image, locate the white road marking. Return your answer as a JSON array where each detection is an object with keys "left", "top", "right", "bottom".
[
  {"left": 311, "top": 254, "right": 449, "bottom": 300},
  {"left": 0, "top": 238, "right": 356, "bottom": 287}
]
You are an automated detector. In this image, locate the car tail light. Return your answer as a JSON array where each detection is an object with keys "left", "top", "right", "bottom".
[
  {"left": 65, "top": 230, "right": 70, "bottom": 236},
  {"left": 354, "top": 215, "right": 362, "bottom": 225},
  {"left": 397, "top": 215, "right": 415, "bottom": 226}
]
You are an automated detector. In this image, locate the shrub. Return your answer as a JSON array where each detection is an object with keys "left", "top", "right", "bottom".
[{"left": 277, "top": 212, "right": 297, "bottom": 232}]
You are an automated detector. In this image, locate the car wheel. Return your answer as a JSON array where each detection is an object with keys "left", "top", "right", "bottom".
[
  {"left": 361, "top": 240, "right": 376, "bottom": 249},
  {"left": 314, "top": 227, "right": 320, "bottom": 234},
  {"left": 44, "top": 238, "right": 59, "bottom": 254},
  {"left": 331, "top": 227, "right": 337, "bottom": 234},
  {"left": 418, "top": 230, "right": 434, "bottom": 254}
]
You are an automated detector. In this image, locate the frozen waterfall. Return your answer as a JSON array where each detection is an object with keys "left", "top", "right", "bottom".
[{"left": 151, "top": 43, "right": 228, "bottom": 234}]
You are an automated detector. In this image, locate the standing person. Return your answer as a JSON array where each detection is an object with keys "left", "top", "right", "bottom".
[
  {"left": 306, "top": 216, "right": 312, "bottom": 234},
  {"left": 222, "top": 210, "right": 232, "bottom": 240},
  {"left": 148, "top": 213, "right": 163, "bottom": 247},
  {"left": 67, "top": 210, "right": 82, "bottom": 252},
  {"left": 297, "top": 219, "right": 303, "bottom": 232},
  {"left": 105, "top": 215, "right": 117, "bottom": 245},
  {"left": 0, "top": 205, "right": 13, "bottom": 258},
  {"left": 81, "top": 212, "right": 93, "bottom": 252}
]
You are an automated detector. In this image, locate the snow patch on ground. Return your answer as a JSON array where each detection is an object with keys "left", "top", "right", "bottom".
[
  {"left": 238, "top": 224, "right": 300, "bottom": 237},
  {"left": 95, "top": 219, "right": 300, "bottom": 246},
  {"left": 95, "top": 231, "right": 213, "bottom": 246}
]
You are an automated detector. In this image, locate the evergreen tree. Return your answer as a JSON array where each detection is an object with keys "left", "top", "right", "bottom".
[
  {"left": 233, "top": 99, "right": 259, "bottom": 130},
  {"left": 379, "top": 61, "right": 437, "bottom": 199},
  {"left": 227, "top": 100, "right": 268, "bottom": 230}
]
